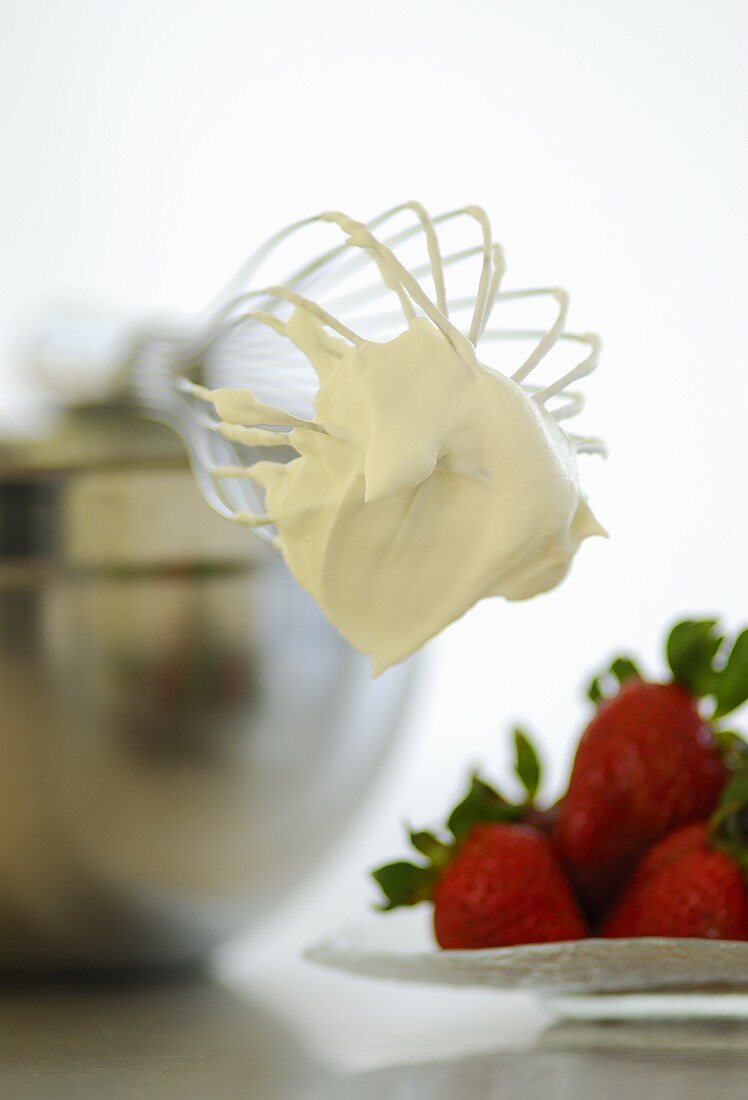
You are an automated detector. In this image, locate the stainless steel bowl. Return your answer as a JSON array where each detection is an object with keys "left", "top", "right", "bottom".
[{"left": 0, "top": 408, "right": 412, "bottom": 973}]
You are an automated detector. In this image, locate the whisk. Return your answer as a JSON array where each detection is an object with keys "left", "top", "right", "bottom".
[{"left": 45, "top": 203, "right": 605, "bottom": 548}]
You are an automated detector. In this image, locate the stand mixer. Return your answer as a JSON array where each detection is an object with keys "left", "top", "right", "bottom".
[{"left": 0, "top": 404, "right": 412, "bottom": 975}]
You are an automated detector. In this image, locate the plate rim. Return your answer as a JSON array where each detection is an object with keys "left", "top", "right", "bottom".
[{"left": 306, "top": 923, "right": 748, "bottom": 995}]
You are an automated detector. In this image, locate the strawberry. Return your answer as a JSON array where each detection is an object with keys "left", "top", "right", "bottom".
[
  {"left": 600, "top": 772, "right": 748, "bottom": 939},
  {"left": 372, "top": 732, "right": 587, "bottom": 948},
  {"left": 373, "top": 821, "right": 587, "bottom": 949},
  {"left": 432, "top": 823, "right": 587, "bottom": 948},
  {"left": 599, "top": 822, "right": 747, "bottom": 939},
  {"left": 553, "top": 619, "right": 748, "bottom": 918}
]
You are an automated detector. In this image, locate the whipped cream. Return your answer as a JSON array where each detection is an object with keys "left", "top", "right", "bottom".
[{"left": 195, "top": 206, "right": 606, "bottom": 673}]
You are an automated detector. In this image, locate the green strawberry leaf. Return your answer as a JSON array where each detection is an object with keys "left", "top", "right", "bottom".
[
  {"left": 587, "top": 656, "right": 640, "bottom": 704},
  {"left": 587, "top": 676, "right": 604, "bottom": 704},
  {"left": 609, "top": 657, "right": 642, "bottom": 686},
  {"left": 407, "top": 828, "right": 452, "bottom": 867},
  {"left": 513, "top": 727, "right": 541, "bottom": 803},
  {"left": 713, "top": 729, "right": 748, "bottom": 770},
  {"left": 666, "top": 618, "right": 724, "bottom": 695},
  {"left": 447, "top": 774, "right": 523, "bottom": 842},
  {"left": 713, "top": 804, "right": 748, "bottom": 858},
  {"left": 712, "top": 629, "right": 748, "bottom": 718},
  {"left": 710, "top": 765, "right": 748, "bottom": 857},
  {"left": 718, "top": 767, "right": 748, "bottom": 813},
  {"left": 371, "top": 860, "right": 436, "bottom": 910}
]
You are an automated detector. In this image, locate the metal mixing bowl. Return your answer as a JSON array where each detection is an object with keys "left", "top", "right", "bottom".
[{"left": 0, "top": 408, "right": 412, "bottom": 973}]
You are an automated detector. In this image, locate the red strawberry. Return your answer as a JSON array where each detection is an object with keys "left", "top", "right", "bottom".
[
  {"left": 431, "top": 823, "right": 587, "bottom": 948},
  {"left": 372, "top": 732, "right": 587, "bottom": 949},
  {"left": 554, "top": 680, "right": 725, "bottom": 915},
  {"left": 553, "top": 620, "right": 748, "bottom": 917},
  {"left": 599, "top": 820, "right": 748, "bottom": 940}
]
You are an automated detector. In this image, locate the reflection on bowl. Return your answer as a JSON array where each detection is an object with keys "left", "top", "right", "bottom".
[{"left": 0, "top": 414, "right": 414, "bottom": 973}]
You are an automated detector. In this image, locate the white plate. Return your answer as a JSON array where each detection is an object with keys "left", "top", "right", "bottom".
[{"left": 306, "top": 909, "right": 748, "bottom": 1015}]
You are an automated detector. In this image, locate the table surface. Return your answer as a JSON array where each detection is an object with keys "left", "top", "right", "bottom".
[{"left": 3, "top": 971, "right": 748, "bottom": 1100}]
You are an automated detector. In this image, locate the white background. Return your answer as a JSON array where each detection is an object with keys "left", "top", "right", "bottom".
[{"left": 1, "top": 0, "right": 747, "bottom": 1067}]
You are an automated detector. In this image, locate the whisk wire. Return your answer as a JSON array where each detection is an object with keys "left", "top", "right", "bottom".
[{"left": 131, "top": 203, "right": 601, "bottom": 537}]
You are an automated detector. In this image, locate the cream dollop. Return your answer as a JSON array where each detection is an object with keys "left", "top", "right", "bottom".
[{"left": 208, "top": 306, "right": 605, "bottom": 674}]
